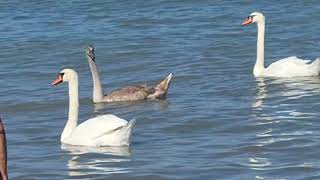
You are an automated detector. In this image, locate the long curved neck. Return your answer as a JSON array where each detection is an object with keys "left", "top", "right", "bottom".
[
  {"left": 254, "top": 19, "right": 265, "bottom": 76},
  {"left": 61, "top": 74, "right": 79, "bottom": 141},
  {"left": 86, "top": 57, "right": 104, "bottom": 102}
]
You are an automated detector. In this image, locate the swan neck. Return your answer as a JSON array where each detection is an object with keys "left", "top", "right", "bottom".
[
  {"left": 254, "top": 20, "right": 265, "bottom": 76},
  {"left": 86, "top": 57, "right": 104, "bottom": 102},
  {"left": 61, "top": 74, "right": 79, "bottom": 141}
]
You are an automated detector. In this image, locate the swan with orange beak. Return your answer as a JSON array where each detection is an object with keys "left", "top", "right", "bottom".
[
  {"left": 242, "top": 12, "right": 320, "bottom": 77},
  {"left": 51, "top": 69, "right": 136, "bottom": 147}
]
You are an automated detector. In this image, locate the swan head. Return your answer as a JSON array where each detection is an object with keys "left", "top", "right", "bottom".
[
  {"left": 85, "top": 45, "right": 95, "bottom": 62},
  {"left": 242, "top": 12, "right": 265, "bottom": 26},
  {"left": 51, "top": 69, "right": 77, "bottom": 86}
]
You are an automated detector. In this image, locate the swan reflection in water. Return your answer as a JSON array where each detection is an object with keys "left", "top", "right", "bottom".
[
  {"left": 249, "top": 77, "right": 318, "bottom": 178},
  {"left": 252, "top": 78, "right": 267, "bottom": 110},
  {"left": 93, "top": 99, "right": 169, "bottom": 112},
  {"left": 252, "top": 76, "right": 320, "bottom": 126},
  {"left": 252, "top": 76, "right": 320, "bottom": 110},
  {"left": 61, "top": 144, "right": 132, "bottom": 177}
]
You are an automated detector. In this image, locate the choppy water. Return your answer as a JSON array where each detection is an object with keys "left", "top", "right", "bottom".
[{"left": 1, "top": 1, "right": 320, "bottom": 179}]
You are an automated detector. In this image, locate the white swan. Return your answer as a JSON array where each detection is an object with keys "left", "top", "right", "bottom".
[
  {"left": 242, "top": 12, "right": 320, "bottom": 77},
  {"left": 51, "top": 69, "right": 135, "bottom": 147},
  {"left": 85, "top": 45, "right": 173, "bottom": 103}
]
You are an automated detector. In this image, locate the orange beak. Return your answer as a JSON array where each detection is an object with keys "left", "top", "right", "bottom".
[
  {"left": 51, "top": 73, "right": 63, "bottom": 86},
  {"left": 242, "top": 16, "right": 253, "bottom": 26}
]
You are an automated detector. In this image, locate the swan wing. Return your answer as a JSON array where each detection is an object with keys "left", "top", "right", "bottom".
[
  {"left": 104, "top": 85, "right": 155, "bottom": 101},
  {"left": 76, "top": 114, "right": 128, "bottom": 135},
  {"left": 269, "top": 56, "right": 311, "bottom": 66},
  {"left": 265, "top": 56, "right": 319, "bottom": 77},
  {"left": 66, "top": 114, "right": 129, "bottom": 145}
]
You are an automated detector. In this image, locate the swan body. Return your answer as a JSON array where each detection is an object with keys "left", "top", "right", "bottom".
[
  {"left": 85, "top": 45, "right": 173, "bottom": 103},
  {"left": 262, "top": 56, "right": 320, "bottom": 77},
  {"left": 52, "top": 69, "right": 135, "bottom": 147},
  {"left": 62, "top": 115, "right": 135, "bottom": 147},
  {"left": 242, "top": 12, "right": 320, "bottom": 77}
]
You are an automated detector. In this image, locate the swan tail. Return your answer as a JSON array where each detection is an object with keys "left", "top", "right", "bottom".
[
  {"left": 149, "top": 73, "right": 173, "bottom": 99},
  {"left": 117, "top": 119, "right": 136, "bottom": 146},
  {"left": 317, "top": 58, "right": 320, "bottom": 75},
  {"left": 311, "top": 58, "right": 320, "bottom": 74},
  {"left": 311, "top": 57, "right": 320, "bottom": 65}
]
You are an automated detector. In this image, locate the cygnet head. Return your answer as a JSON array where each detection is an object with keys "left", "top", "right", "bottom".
[
  {"left": 242, "top": 12, "right": 265, "bottom": 26},
  {"left": 85, "top": 45, "right": 95, "bottom": 62},
  {"left": 51, "top": 69, "right": 77, "bottom": 86}
]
